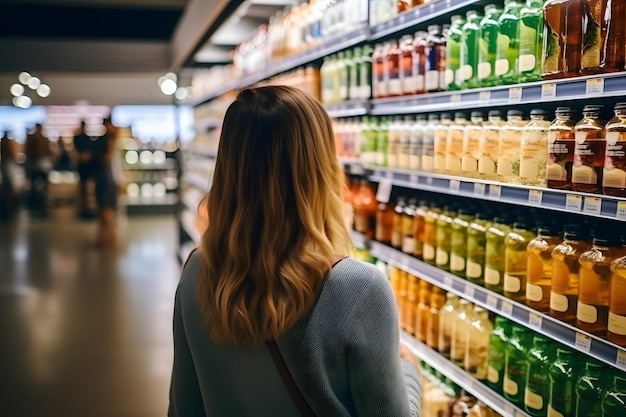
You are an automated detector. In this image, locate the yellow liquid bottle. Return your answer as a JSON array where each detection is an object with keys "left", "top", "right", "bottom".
[
  {"left": 609, "top": 255, "right": 626, "bottom": 346},
  {"left": 504, "top": 221, "right": 536, "bottom": 303},
  {"left": 446, "top": 112, "right": 469, "bottom": 175},
  {"left": 434, "top": 113, "right": 453, "bottom": 173},
  {"left": 436, "top": 205, "right": 457, "bottom": 272},
  {"left": 438, "top": 292, "right": 460, "bottom": 358},
  {"left": 461, "top": 111, "right": 484, "bottom": 178},
  {"left": 526, "top": 225, "right": 562, "bottom": 313},
  {"left": 465, "top": 305, "right": 494, "bottom": 380},
  {"left": 423, "top": 202, "right": 442, "bottom": 265},
  {"left": 450, "top": 298, "right": 474, "bottom": 367},
  {"left": 498, "top": 109, "right": 527, "bottom": 184},
  {"left": 519, "top": 109, "right": 551, "bottom": 186},
  {"left": 450, "top": 208, "right": 475, "bottom": 278},
  {"left": 466, "top": 211, "right": 492, "bottom": 285},
  {"left": 485, "top": 215, "right": 513, "bottom": 294}
]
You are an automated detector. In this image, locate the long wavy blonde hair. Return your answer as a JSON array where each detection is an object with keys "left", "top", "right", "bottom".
[{"left": 197, "top": 85, "right": 353, "bottom": 348}]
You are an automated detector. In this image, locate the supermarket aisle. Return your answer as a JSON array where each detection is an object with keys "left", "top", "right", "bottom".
[{"left": 0, "top": 212, "right": 181, "bottom": 417}]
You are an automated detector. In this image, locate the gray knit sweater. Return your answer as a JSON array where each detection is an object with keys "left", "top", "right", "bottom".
[{"left": 169, "top": 253, "right": 421, "bottom": 417}]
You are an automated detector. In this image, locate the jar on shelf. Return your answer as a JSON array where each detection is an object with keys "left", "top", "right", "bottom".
[
  {"left": 603, "top": 102, "right": 626, "bottom": 197},
  {"left": 572, "top": 104, "right": 606, "bottom": 194},
  {"left": 547, "top": 107, "right": 577, "bottom": 190},
  {"left": 526, "top": 223, "right": 562, "bottom": 313}
]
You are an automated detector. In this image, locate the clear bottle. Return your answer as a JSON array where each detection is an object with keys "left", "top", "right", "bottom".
[
  {"left": 423, "top": 201, "right": 441, "bottom": 265},
  {"left": 446, "top": 112, "right": 468, "bottom": 175},
  {"left": 426, "top": 286, "right": 447, "bottom": 349},
  {"left": 541, "top": 0, "right": 583, "bottom": 79},
  {"left": 518, "top": 0, "right": 545, "bottom": 82},
  {"left": 438, "top": 292, "right": 460, "bottom": 358},
  {"left": 609, "top": 254, "right": 626, "bottom": 346},
  {"left": 461, "top": 111, "right": 484, "bottom": 178},
  {"left": 573, "top": 105, "right": 606, "bottom": 194},
  {"left": 526, "top": 224, "right": 562, "bottom": 313},
  {"left": 600, "top": 372, "right": 626, "bottom": 417},
  {"left": 422, "top": 114, "right": 439, "bottom": 172},
  {"left": 387, "top": 115, "right": 403, "bottom": 168},
  {"left": 487, "top": 316, "right": 512, "bottom": 394},
  {"left": 372, "top": 43, "right": 386, "bottom": 98},
  {"left": 415, "top": 279, "right": 433, "bottom": 342},
  {"left": 504, "top": 220, "right": 536, "bottom": 303},
  {"left": 399, "top": 34, "right": 416, "bottom": 96},
  {"left": 386, "top": 40, "right": 402, "bottom": 97},
  {"left": 485, "top": 215, "right": 513, "bottom": 294},
  {"left": 580, "top": 0, "right": 626, "bottom": 74},
  {"left": 519, "top": 108, "right": 551, "bottom": 186},
  {"left": 391, "top": 197, "right": 407, "bottom": 250},
  {"left": 574, "top": 358, "right": 606, "bottom": 417},
  {"left": 339, "top": 49, "right": 351, "bottom": 102},
  {"left": 548, "top": 347, "right": 578, "bottom": 417},
  {"left": 413, "top": 200, "right": 428, "bottom": 260},
  {"left": 577, "top": 229, "right": 624, "bottom": 336},
  {"left": 409, "top": 114, "right": 426, "bottom": 171},
  {"left": 434, "top": 113, "right": 453, "bottom": 173},
  {"left": 445, "top": 15, "right": 466, "bottom": 91},
  {"left": 495, "top": 0, "right": 523, "bottom": 84},
  {"left": 547, "top": 107, "right": 577, "bottom": 190},
  {"left": 450, "top": 208, "right": 474, "bottom": 278},
  {"left": 401, "top": 198, "right": 418, "bottom": 255},
  {"left": 459, "top": 10, "right": 484, "bottom": 89},
  {"left": 497, "top": 109, "right": 527, "bottom": 184},
  {"left": 603, "top": 102, "right": 626, "bottom": 197},
  {"left": 504, "top": 325, "right": 531, "bottom": 407},
  {"left": 478, "top": 110, "right": 504, "bottom": 179},
  {"left": 375, "top": 199, "right": 395, "bottom": 245},
  {"left": 524, "top": 335, "right": 553, "bottom": 417},
  {"left": 412, "top": 31, "right": 428, "bottom": 94},
  {"left": 436, "top": 204, "right": 456, "bottom": 272},
  {"left": 398, "top": 115, "right": 413, "bottom": 169},
  {"left": 466, "top": 211, "right": 492, "bottom": 285},
  {"left": 465, "top": 305, "right": 493, "bottom": 380},
  {"left": 359, "top": 44, "right": 373, "bottom": 99},
  {"left": 425, "top": 25, "right": 445, "bottom": 92},
  {"left": 360, "top": 116, "right": 377, "bottom": 165},
  {"left": 352, "top": 179, "right": 378, "bottom": 239},
  {"left": 348, "top": 46, "right": 362, "bottom": 100},
  {"left": 477, "top": 4, "right": 504, "bottom": 87},
  {"left": 333, "top": 51, "right": 346, "bottom": 103},
  {"left": 450, "top": 298, "right": 473, "bottom": 367},
  {"left": 376, "top": 116, "right": 390, "bottom": 167}
]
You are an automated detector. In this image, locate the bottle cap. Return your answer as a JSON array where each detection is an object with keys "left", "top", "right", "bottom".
[
  {"left": 513, "top": 221, "right": 529, "bottom": 230},
  {"left": 428, "top": 114, "right": 440, "bottom": 121},
  {"left": 488, "top": 110, "right": 502, "bottom": 118},
  {"left": 614, "top": 102, "right": 626, "bottom": 110},
  {"left": 427, "top": 24, "right": 442, "bottom": 32},
  {"left": 471, "top": 111, "right": 484, "bottom": 119},
  {"left": 455, "top": 112, "right": 467, "bottom": 120},
  {"left": 563, "top": 224, "right": 588, "bottom": 240},
  {"left": 555, "top": 107, "right": 574, "bottom": 114},
  {"left": 441, "top": 113, "right": 453, "bottom": 121},
  {"left": 530, "top": 109, "right": 547, "bottom": 116},
  {"left": 417, "top": 114, "right": 428, "bottom": 121},
  {"left": 507, "top": 109, "right": 523, "bottom": 118},
  {"left": 583, "top": 104, "right": 604, "bottom": 112},
  {"left": 458, "top": 207, "right": 474, "bottom": 216}
]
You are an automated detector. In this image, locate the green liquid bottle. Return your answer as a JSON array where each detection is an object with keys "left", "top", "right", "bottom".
[
  {"left": 548, "top": 347, "right": 578, "bottom": 417},
  {"left": 466, "top": 211, "right": 492, "bottom": 285},
  {"left": 348, "top": 46, "right": 361, "bottom": 100},
  {"left": 504, "top": 325, "right": 531, "bottom": 407},
  {"left": 485, "top": 216, "right": 512, "bottom": 294},
  {"left": 487, "top": 316, "right": 512, "bottom": 394},
  {"left": 450, "top": 207, "right": 474, "bottom": 278},
  {"left": 504, "top": 220, "right": 536, "bottom": 303},
  {"left": 436, "top": 204, "right": 456, "bottom": 272},
  {"left": 574, "top": 359, "right": 606, "bottom": 417},
  {"left": 459, "top": 10, "right": 483, "bottom": 90},
  {"left": 445, "top": 15, "right": 466, "bottom": 91},
  {"left": 360, "top": 116, "right": 377, "bottom": 165},
  {"left": 524, "top": 335, "right": 553, "bottom": 416},
  {"left": 601, "top": 372, "right": 626, "bottom": 417},
  {"left": 495, "top": 0, "right": 523, "bottom": 84},
  {"left": 477, "top": 4, "right": 504, "bottom": 87},
  {"left": 518, "top": 0, "right": 544, "bottom": 82},
  {"left": 375, "top": 116, "right": 390, "bottom": 167},
  {"left": 423, "top": 201, "right": 441, "bottom": 265}
]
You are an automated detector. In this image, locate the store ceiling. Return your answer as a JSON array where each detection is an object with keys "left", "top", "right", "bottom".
[{"left": 0, "top": 0, "right": 290, "bottom": 106}]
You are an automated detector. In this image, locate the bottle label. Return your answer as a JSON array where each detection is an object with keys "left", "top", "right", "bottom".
[
  {"left": 503, "top": 375, "right": 518, "bottom": 395},
  {"left": 423, "top": 243, "right": 435, "bottom": 261},
  {"left": 450, "top": 253, "right": 465, "bottom": 272},
  {"left": 547, "top": 136, "right": 574, "bottom": 181},
  {"left": 402, "top": 237, "right": 416, "bottom": 255},
  {"left": 466, "top": 259, "right": 482, "bottom": 279},
  {"left": 547, "top": 405, "right": 565, "bottom": 417},
  {"left": 577, "top": 301, "right": 598, "bottom": 324},
  {"left": 603, "top": 132, "right": 626, "bottom": 189},
  {"left": 573, "top": 136, "right": 605, "bottom": 185},
  {"left": 550, "top": 291, "right": 569, "bottom": 312},
  {"left": 445, "top": 69, "right": 454, "bottom": 86},
  {"left": 526, "top": 283, "right": 543, "bottom": 302},
  {"left": 460, "top": 65, "right": 473, "bottom": 81},
  {"left": 495, "top": 58, "right": 509, "bottom": 76},
  {"left": 504, "top": 274, "right": 521, "bottom": 293},
  {"left": 487, "top": 366, "right": 499, "bottom": 384},
  {"left": 436, "top": 248, "right": 449, "bottom": 266},
  {"left": 425, "top": 70, "right": 439, "bottom": 91},
  {"left": 478, "top": 62, "right": 491, "bottom": 80},
  {"left": 518, "top": 54, "right": 536, "bottom": 73},
  {"left": 524, "top": 388, "right": 544, "bottom": 410},
  {"left": 485, "top": 266, "right": 501, "bottom": 285},
  {"left": 608, "top": 311, "right": 626, "bottom": 336},
  {"left": 388, "top": 79, "right": 402, "bottom": 97}
]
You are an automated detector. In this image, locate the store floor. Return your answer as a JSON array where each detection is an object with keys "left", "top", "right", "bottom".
[{"left": 0, "top": 211, "right": 181, "bottom": 417}]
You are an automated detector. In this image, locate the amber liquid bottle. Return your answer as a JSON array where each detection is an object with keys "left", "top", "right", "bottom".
[
  {"left": 404, "top": 273, "right": 419, "bottom": 335},
  {"left": 352, "top": 179, "right": 378, "bottom": 239},
  {"left": 547, "top": 107, "right": 577, "bottom": 190},
  {"left": 413, "top": 200, "right": 428, "bottom": 260},
  {"left": 526, "top": 225, "right": 562, "bottom": 313},
  {"left": 609, "top": 255, "right": 626, "bottom": 346},
  {"left": 603, "top": 102, "right": 626, "bottom": 197},
  {"left": 580, "top": 0, "right": 626, "bottom": 73},
  {"left": 541, "top": 0, "right": 583, "bottom": 79},
  {"left": 391, "top": 197, "right": 407, "bottom": 250},
  {"left": 375, "top": 200, "right": 395, "bottom": 245},
  {"left": 572, "top": 105, "right": 606, "bottom": 194},
  {"left": 415, "top": 280, "right": 433, "bottom": 342},
  {"left": 426, "top": 286, "right": 447, "bottom": 349}
]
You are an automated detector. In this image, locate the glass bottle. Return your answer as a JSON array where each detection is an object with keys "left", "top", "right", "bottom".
[
  {"left": 360, "top": 116, "right": 376, "bottom": 165},
  {"left": 425, "top": 25, "right": 445, "bottom": 92},
  {"left": 520, "top": 108, "right": 551, "bottom": 187},
  {"left": 352, "top": 179, "right": 377, "bottom": 239},
  {"left": 397, "top": 0, "right": 410, "bottom": 14},
  {"left": 404, "top": 273, "right": 419, "bottom": 334},
  {"left": 465, "top": 305, "right": 493, "bottom": 380},
  {"left": 399, "top": 34, "right": 416, "bottom": 96},
  {"left": 401, "top": 198, "right": 418, "bottom": 255},
  {"left": 391, "top": 197, "right": 407, "bottom": 249},
  {"left": 422, "top": 114, "right": 439, "bottom": 172},
  {"left": 550, "top": 224, "right": 592, "bottom": 325},
  {"left": 498, "top": 109, "right": 527, "bottom": 184},
  {"left": 372, "top": 43, "right": 386, "bottom": 98},
  {"left": 412, "top": 30, "right": 428, "bottom": 95},
  {"left": 375, "top": 199, "right": 395, "bottom": 245},
  {"left": 396, "top": 267, "right": 409, "bottom": 326},
  {"left": 547, "top": 107, "right": 577, "bottom": 190},
  {"left": 450, "top": 208, "right": 474, "bottom": 278},
  {"left": 389, "top": 265, "right": 404, "bottom": 300},
  {"left": 359, "top": 44, "right": 373, "bottom": 99},
  {"left": 577, "top": 229, "right": 623, "bottom": 336},
  {"left": 339, "top": 49, "right": 352, "bottom": 102},
  {"left": 548, "top": 347, "right": 578, "bottom": 417},
  {"left": 609, "top": 254, "right": 626, "bottom": 346},
  {"left": 413, "top": 200, "right": 428, "bottom": 260},
  {"left": 446, "top": 112, "right": 468, "bottom": 176},
  {"left": 574, "top": 359, "right": 606, "bottom": 417},
  {"left": 376, "top": 116, "right": 390, "bottom": 167},
  {"left": 573, "top": 105, "right": 607, "bottom": 194},
  {"left": 518, "top": 0, "right": 545, "bottom": 82},
  {"left": 398, "top": 115, "right": 413, "bottom": 169},
  {"left": 524, "top": 335, "right": 553, "bottom": 417},
  {"left": 466, "top": 211, "right": 492, "bottom": 285},
  {"left": 423, "top": 201, "right": 441, "bottom": 265},
  {"left": 485, "top": 215, "right": 513, "bottom": 294},
  {"left": 450, "top": 298, "right": 473, "bottom": 367},
  {"left": 436, "top": 204, "right": 456, "bottom": 272},
  {"left": 504, "top": 220, "right": 536, "bottom": 303},
  {"left": 504, "top": 325, "right": 531, "bottom": 407},
  {"left": 495, "top": 0, "right": 523, "bottom": 84},
  {"left": 415, "top": 280, "right": 433, "bottom": 342},
  {"left": 487, "top": 316, "right": 512, "bottom": 394},
  {"left": 541, "top": 0, "right": 583, "bottom": 79},
  {"left": 477, "top": 4, "right": 504, "bottom": 87},
  {"left": 603, "top": 102, "right": 626, "bottom": 197},
  {"left": 601, "top": 372, "right": 626, "bottom": 417},
  {"left": 580, "top": 0, "right": 626, "bottom": 74},
  {"left": 478, "top": 110, "right": 504, "bottom": 180},
  {"left": 386, "top": 40, "right": 402, "bottom": 97},
  {"left": 438, "top": 292, "right": 460, "bottom": 358},
  {"left": 409, "top": 114, "right": 426, "bottom": 171},
  {"left": 526, "top": 224, "right": 562, "bottom": 313},
  {"left": 426, "top": 286, "right": 446, "bottom": 349},
  {"left": 459, "top": 10, "right": 483, "bottom": 89},
  {"left": 387, "top": 115, "right": 403, "bottom": 168},
  {"left": 445, "top": 15, "right": 466, "bottom": 91},
  {"left": 348, "top": 47, "right": 361, "bottom": 100},
  {"left": 434, "top": 113, "right": 453, "bottom": 173},
  {"left": 461, "top": 111, "right": 484, "bottom": 178}
]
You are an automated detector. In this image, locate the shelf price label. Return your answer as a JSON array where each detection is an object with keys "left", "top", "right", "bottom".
[
  {"left": 487, "top": 294, "right": 498, "bottom": 309},
  {"left": 508, "top": 87, "right": 522, "bottom": 102},
  {"left": 617, "top": 349, "right": 626, "bottom": 370},
  {"left": 565, "top": 194, "right": 583, "bottom": 212},
  {"left": 617, "top": 201, "right": 626, "bottom": 220},
  {"left": 503, "top": 403, "right": 515, "bottom": 416},
  {"left": 451, "top": 94, "right": 462, "bottom": 103},
  {"left": 444, "top": 276, "right": 454, "bottom": 288},
  {"left": 479, "top": 91, "right": 491, "bottom": 102},
  {"left": 541, "top": 83, "right": 557, "bottom": 99},
  {"left": 474, "top": 182, "right": 486, "bottom": 196},
  {"left": 376, "top": 180, "right": 393, "bottom": 203},
  {"left": 426, "top": 176, "right": 433, "bottom": 185},
  {"left": 586, "top": 78, "right": 605, "bottom": 95},
  {"left": 409, "top": 173, "right": 419, "bottom": 183},
  {"left": 528, "top": 189, "right": 543, "bottom": 205},
  {"left": 575, "top": 332, "right": 592, "bottom": 353},
  {"left": 489, "top": 184, "right": 502, "bottom": 199},
  {"left": 450, "top": 180, "right": 461, "bottom": 192},
  {"left": 502, "top": 301, "right": 513, "bottom": 316},
  {"left": 584, "top": 197, "right": 602, "bottom": 215},
  {"left": 528, "top": 312, "right": 543, "bottom": 330},
  {"left": 465, "top": 284, "right": 475, "bottom": 299},
  {"left": 386, "top": 170, "right": 394, "bottom": 179}
]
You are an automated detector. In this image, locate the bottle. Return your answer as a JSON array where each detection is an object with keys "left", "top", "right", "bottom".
[
  {"left": 359, "top": 44, "right": 373, "bottom": 99},
  {"left": 487, "top": 316, "right": 512, "bottom": 394},
  {"left": 524, "top": 335, "right": 553, "bottom": 417},
  {"left": 445, "top": 15, "right": 466, "bottom": 91},
  {"left": 360, "top": 116, "right": 376, "bottom": 165},
  {"left": 547, "top": 107, "right": 577, "bottom": 190},
  {"left": 518, "top": 0, "right": 544, "bottom": 82},
  {"left": 339, "top": 49, "right": 351, "bottom": 102},
  {"left": 387, "top": 116, "right": 403, "bottom": 168},
  {"left": 485, "top": 215, "right": 513, "bottom": 294},
  {"left": 495, "top": 0, "right": 523, "bottom": 84},
  {"left": 609, "top": 254, "right": 626, "bottom": 346},
  {"left": 398, "top": 116, "right": 412, "bottom": 169},
  {"left": 450, "top": 208, "right": 474, "bottom": 278},
  {"left": 425, "top": 25, "right": 445, "bottom": 92},
  {"left": 376, "top": 116, "right": 390, "bottom": 167},
  {"left": 422, "top": 114, "right": 439, "bottom": 172},
  {"left": 459, "top": 10, "right": 483, "bottom": 89},
  {"left": 436, "top": 204, "right": 456, "bottom": 272},
  {"left": 600, "top": 372, "right": 626, "bottom": 417},
  {"left": 461, "top": 111, "right": 484, "bottom": 178},
  {"left": 423, "top": 201, "right": 441, "bottom": 265},
  {"left": 574, "top": 358, "right": 606, "bottom": 417},
  {"left": 580, "top": 0, "right": 626, "bottom": 74},
  {"left": 404, "top": 273, "right": 419, "bottom": 334},
  {"left": 426, "top": 286, "right": 447, "bottom": 349},
  {"left": 603, "top": 102, "right": 626, "bottom": 197},
  {"left": 373, "top": 43, "right": 386, "bottom": 98},
  {"left": 577, "top": 228, "right": 623, "bottom": 336},
  {"left": 375, "top": 199, "right": 395, "bottom": 245},
  {"left": 548, "top": 347, "right": 578, "bottom": 417},
  {"left": 466, "top": 211, "right": 492, "bottom": 285},
  {"left": 446, "top": 112, "right": 468, "bottom": 175},
  {"left": 397, "top": 0, "right": 410, "bottom": 14},
  {"left": 438, "top": 292, "right": 460, "bottom": 358},
  {"left": 386, "top": 40, "right": 402, "bottom": 97},
  {"left": 504, "top": 325, "right": 531, "bottom": 407},
  {"left": 550, "top": 224, "right": 592, "bottom": 325},
  {"left": 352, "top": 179, "right": 377, "bottom": 239},
  {"left": 409, "top": 114, "right": 426, "bottom": 171},
  {"left": 434, "top": 113, "right": 453, "bottom": 173},
  {"left": 526, "top": 224, "right": 562, "bottom": 313},
  {"left": 519, "top": 108, "right": 551, "bottom": 187},
  {"left": 401, "top": 198, "right": 418, "bottom": 255},
  {"left": 465, "top": 305, "right": 493, "bottom": 380},
  {"left": 572, "top": 105, "right": 606, "bottom": 194},
  {"left": 504, "top": 220, "right": 536, "bottom": 303},
  {"left": 450, "top": 298, "right": 473, "bottom": 367},
  {"left": 395, "top": 267, "right": 409, "bottom": 326},
  {"left": 478, "top": 110, "right": 504, "bottom": 179},
  {"left": 391, "top": 197, "right": 407, "bottom": 250},
  {"left": 477, "top": 4, "right": 504, "bottom": 87},
  {"left": 413, "top": 200, "right": 428, "bottom": 260},
  {"left": 412, "top": 31, "right": 428, "bottom": 94},
  {"left": 498, "top": 109, "right": 527, "bottom": 184},
  {"left": 541, "top": 0, "right": 583, "bottom": 79},
  {"left": 415, "top": 280, "right": 433, "bottom": 342},
  {"left": 399, "top": 34, "right": 416, "bottom": 95},
  {"left": 348, "top": 47, "right": 361, "bottom": 100}
]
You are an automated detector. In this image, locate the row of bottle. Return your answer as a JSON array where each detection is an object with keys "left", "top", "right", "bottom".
[
  {"left": 320, "top": 46, "right": 373, "bottom": 104},
  {"left": 336, "top": 103, "right": 626, "bottom": 196}
]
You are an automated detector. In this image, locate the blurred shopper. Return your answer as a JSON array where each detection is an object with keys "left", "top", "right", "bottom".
[
  {"left": 73, "top": 121, "right": 96, "bottom": 219},
  {"left": 0, "top": 131, "right": 18, "bottom": 221},
  {"left": 169, "top": 86, "right": 421, "bottom": 417},
  {"left": 93, "top": 117, "right": 119, "bottom": 248},
  {"left": 24, "top": 124, "right": 53, "bottom": 218}
]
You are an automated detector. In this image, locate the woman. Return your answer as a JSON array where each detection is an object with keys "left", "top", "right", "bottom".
[
  {"left": 93, "top": 118, "right": 119, "bottom": 247},
  {"left": 169, "top": 86, "right": 421, "bottom": 417}
]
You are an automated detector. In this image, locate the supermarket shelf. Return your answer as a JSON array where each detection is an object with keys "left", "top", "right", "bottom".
[
  {"left": 180, "top": 208, "right": 202, "bottom": 243},
  {"left": 370, "top": 72, "right": 626, "bottom": 115},
  {"left": 190, "top": 24, "right": 370, "bottom": 106},
  {"left": 183, "top": 172, "right": 210, "bottom": 193},
  {"left": 362, "top": 165, "right": 626, "bottom": 222},
  {"left": 369, "top": 239, "right": 626, "bottom": 371},
  {"left": 401, "top": 332, "right": 531, "bottom": 417},
  {"left": 194, "top": 117, "right": 223, "bottom": 132},
  {"left": 325, "top": 99, "right": 370, "bottom": 118}
]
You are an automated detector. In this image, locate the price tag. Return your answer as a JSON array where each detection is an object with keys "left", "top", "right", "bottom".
[
  {"left": 508, "top": 87, "right": 522, "bottom": 102},
  {"left": 444, "top": 276, "right": 454, "bottom": 288},
  {"left": 487, "top": 294, "right": 498, "bottom": 309},
  {"left": 528, "top": 312, "right": 543, "bottom": 330},
  {"left": 565, "top": 194, "right": 583, "bottom": 212},
  {"left": 465, "top": 284, "right": 475, "bottom": 299},
  {"left": 451, "top": 94, "right": 462, "bottom": 103},
  {"left": 528, "top": 189, "right": 543, "bottom": 205},
  {"left": 617, "top": 349, "right": 626, "bottom": 370},
  {"left": 502, "top": 301, "right": 513, "bottom": 316},
  {"left": 489, "top": 184, "right": 502, "bottom": 198},
  {"left": 426, "top": 176, "right": 433, "bottom": 185},
  {"left": 586, "top": 78, "right": 605, "bottom": 95},
  {"left": 349, "top": 163, "right": 366, "bottom": 176},
  {"left": 386, "top": 170, "right": 393, "bottom": 179},
  {"left": 474, "top": 182, "right": 486, "bottom": 196},
  {"left": 504, "top": 403, "right": 515, "bottom": 415},
  {"left": 479, "top": 91, "right": 491, "bottom": 102},
  {"left": 409, "top": 173, "right": 418, "bottom": 183},
  {"left": 450, "top": 180, "right": 461, "bottom": 192},
  {"left": 541, "top": 83, "right": 557, "bottom": 99},
  {"left": 584, "top": 197, "right": 602, "bottom": 215},
  {"left": 575, "top": 332, "right": 592, "bottom": 353},
  {"left": 617, "top": 201, "right": 626, "bottom": 220},
  {"left": 376, "top": 180, "right": 393, "bottom": 203}
]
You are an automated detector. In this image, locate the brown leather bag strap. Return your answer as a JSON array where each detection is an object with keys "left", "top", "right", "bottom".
[{"left": 267, "top": 339, "right": 316, "bottom": 417}]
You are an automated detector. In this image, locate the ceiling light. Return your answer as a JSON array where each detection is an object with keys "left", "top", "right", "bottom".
[
  {"left": 18, "top": 72, "right": 31, "bottom": 84},
  {"left": 15, "top": 95, "right": 32, "bottom": 109},
  {"left": 164, "top": 72, "right": 177, "bottom": 82},
  {"left": 174, "top": 87, "right": 189, "bottom": 101},
  {"left": 27, "top": 77, "right": 41, "bottom": 90},
  {"left": 37, "top": 84, "right": 51, "bottom": 98},
  {"left": 10, "top": 83, "right": 24, "bottom": 96},
  {"left": 160, "top": 79, "right": 177, "bottom": 95}
]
